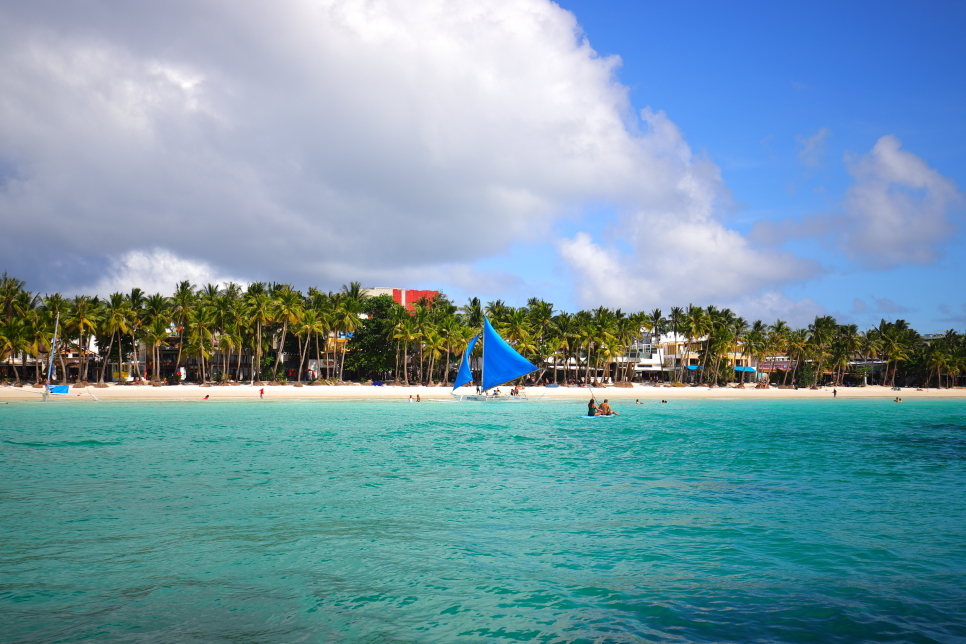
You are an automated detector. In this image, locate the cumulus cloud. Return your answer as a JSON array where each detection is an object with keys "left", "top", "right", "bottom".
[
  {"left": 751, "top": 135, "right": 962, "bottom": 270},
  {"left": 0, "top": 0, "right": 821, "bottom": 308},
  {"left": 557, "top": 110, "right": 820, "bottom": 310},
  {"left": 729, "top": 291, "right": 825, "bottom": 328},
  {"left": 840, "top": 135, "right": 963, "bottom": 267},
  {"left": 80, "top": 249, "right": 247, "bottom": 297},
  {"left": 796, "top": 127, "right": 832, "bottom": 167}
]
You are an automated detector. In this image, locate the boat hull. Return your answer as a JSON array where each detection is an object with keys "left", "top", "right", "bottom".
[{"left": 451, "top": 392, "right": 531, "bottom": 402}]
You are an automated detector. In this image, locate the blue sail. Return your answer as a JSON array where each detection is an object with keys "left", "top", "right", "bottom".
[
  {"left": 481, "top": 318, "right": 536, "bottom": 391},
  {"left": 451, "top": 334, "right": 480, "bottom": 390}
]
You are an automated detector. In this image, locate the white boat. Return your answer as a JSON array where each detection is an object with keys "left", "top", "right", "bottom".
[{"left": 451, "top": 317, "right": 537, "bottom": 401}]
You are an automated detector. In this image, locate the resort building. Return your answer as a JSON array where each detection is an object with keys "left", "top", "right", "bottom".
[{"left": 366, "top": 287, "right": 438, "bottom": 311}]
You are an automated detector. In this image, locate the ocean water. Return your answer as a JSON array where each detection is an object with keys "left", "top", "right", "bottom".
[{"left": 1, "top": 397, "right": 964, "bottom": 643}]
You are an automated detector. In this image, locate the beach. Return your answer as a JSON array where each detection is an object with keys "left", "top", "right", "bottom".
[{"left": 3, "top": 381, "right": 964, "bottom": 402}]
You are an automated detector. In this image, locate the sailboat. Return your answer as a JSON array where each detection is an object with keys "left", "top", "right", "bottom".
[
  {"left": 451, "top": 318, "right": 537, "bottom": 401},
  {"left": 43, "top": 313, "right": 70, "bottom": 400}
]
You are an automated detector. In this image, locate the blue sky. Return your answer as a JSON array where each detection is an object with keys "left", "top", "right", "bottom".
[
  {"left": 547, "top": 0, "right": 966, "bottom": 330},
  {"left": 0, "top": 1, "right": 963, "bottom": 332}
]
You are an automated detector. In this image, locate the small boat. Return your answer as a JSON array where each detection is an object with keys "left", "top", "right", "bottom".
[{"left": 451, "top": 318, "right": 537, "bottom": 401}]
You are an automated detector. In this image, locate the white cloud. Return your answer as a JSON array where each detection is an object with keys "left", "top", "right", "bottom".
[
  {"left": 557, "top": 110, "right": 819, "bottom": 310},
  {"left": 749, "top": 135, "right": 962, "bottom": 271},
  {"left": 796, "top": 127, "right": 831, "bottom": 167},
  {"left": 80, "top": 249, "right": 247, "bottom": 297},
  {"left": 840, "top": 135, "right": 963, "bottom": 268},
  {"left": 729, "top": 291, "right": 824, "bottom": 328},
  {"left": 0, "top": 0, "right": 819, "bottom": 308}
]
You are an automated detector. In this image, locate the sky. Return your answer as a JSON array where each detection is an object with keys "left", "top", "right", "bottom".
[{"left": 0, "top": 0, "right": 963, "bottom": 331}]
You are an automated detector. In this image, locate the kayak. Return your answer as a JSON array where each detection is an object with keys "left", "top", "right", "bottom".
[{"left": 580, "top": 414, "right": 618, "bottom": 419}]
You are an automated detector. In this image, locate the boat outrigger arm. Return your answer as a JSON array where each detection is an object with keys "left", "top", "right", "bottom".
[{"left": 452, "top": 317, "right": 537, "bottom": 400}]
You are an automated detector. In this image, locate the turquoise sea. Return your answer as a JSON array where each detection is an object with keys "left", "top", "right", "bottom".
[{"left": 1, "top": 398, "right": 965, "bottom": 643}]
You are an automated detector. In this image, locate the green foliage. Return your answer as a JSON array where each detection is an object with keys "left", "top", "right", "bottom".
[
  {"left": 796, "top": 370, "right": 815, "bottom": 387},
  {"left": 344, "top": 295, "right": 402, "bottom": 378}
]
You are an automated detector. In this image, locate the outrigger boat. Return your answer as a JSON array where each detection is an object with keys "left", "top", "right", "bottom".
[{"left": 451, "top": 318, "right": 537, "bottom": 401}]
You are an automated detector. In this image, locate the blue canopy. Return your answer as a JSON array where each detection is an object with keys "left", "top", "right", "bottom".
[
  {"left": 733, "top": 366, "right": 757, "bottom": 372},
  {"left": 452, "top": 334, "right": 480, "bottom": 390},
  {"left": 481, "top": 318, "right": 536, "bottom": 391},
  {"left": 48, "top": 385, "right": 69, "bottom": 395},
  {"left": 686, "top": 365, "right": 703, "bottom": 370}
]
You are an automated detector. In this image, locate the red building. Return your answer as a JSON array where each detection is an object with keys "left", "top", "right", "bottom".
[{"left": 369, "top": 287, "right": 439, "bottom": 311}]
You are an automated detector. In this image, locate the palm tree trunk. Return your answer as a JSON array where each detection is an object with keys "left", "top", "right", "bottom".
[
  {"left": 98, "top": 332, "right": 115, "bottom": 384},
  {"left": 297, "top": 339, "right": 308, "bottom": 383},
  {"left": 314, "top": 333, "right": 321, "bottom": 382},
  {"left": 402, "top": 341, "right": 409, "bottom": 384},
  {"left": 131, "top": 331, "right": 138, "bottom": 380},
  {"left": 273, "top": 322, "right": 288, "bottom": 381},
  {"left": 175, "top": 328, "right": 185, "bottom": 375},
  {"left": 117, "top": 331, "right": 124, "bottom": 383}
]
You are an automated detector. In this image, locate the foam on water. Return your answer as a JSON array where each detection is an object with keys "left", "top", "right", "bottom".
[{"left": 1, "top": 398, "right": 965, "bottom": 642}]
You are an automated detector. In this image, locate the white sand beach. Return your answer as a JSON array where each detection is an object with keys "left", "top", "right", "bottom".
[{"left": 2, "top": 382, "right": 963, "bottom": 403}]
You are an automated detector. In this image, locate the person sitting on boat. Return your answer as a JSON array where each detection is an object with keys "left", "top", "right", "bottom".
[
  {"left": 599, "top": 399, "right": 617, "bottom": 416},
  {"left": 587, "top": 398, "right": 599, "bottom": 416}
]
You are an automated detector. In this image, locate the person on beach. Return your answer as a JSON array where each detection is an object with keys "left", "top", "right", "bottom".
[
  {"left": 203, "top": 395, "right": 209, "bottom": 400},
  {"left": 599, "top": 399, "right": 617, "bottom": 416},
  {"left": 833, "top": 388, "right": 837, "bottom": 398},
  {"left": 587, "top": 398, "right": 599, "bottom": 417},
  {"left": 259, "top": 387, "right": 264, "bottom": 399}
]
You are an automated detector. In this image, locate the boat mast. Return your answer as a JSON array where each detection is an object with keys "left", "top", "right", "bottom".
[
  {"left": 44, "top": 312, "right": 60, "bottom": 402},
  {"left": 480, "top": 321, "right": 485, "bottom": 395}
]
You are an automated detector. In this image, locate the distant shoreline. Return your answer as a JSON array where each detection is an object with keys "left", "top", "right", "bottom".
[{"left": 2, "top": 383, "right": 964, "bottom": 402}]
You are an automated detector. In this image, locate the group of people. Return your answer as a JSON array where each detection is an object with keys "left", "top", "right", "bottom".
[{"left": 587, "top": 397, "right": 617, "bottom": 417}]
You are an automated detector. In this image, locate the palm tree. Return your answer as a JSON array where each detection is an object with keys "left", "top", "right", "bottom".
[
  {"left": 667, "top": 306, "right": 683, "bottom": 382},
  {"left": 187, "top": 305, "right": 217, "bottom": 382},
  {"left": 293, "top": 308, "right": 325, "bottom": 383},
  {"left": 0, "top": 318, "right": 28, "bottom": 384},
  {"left": 68, "top": 295, "right": 101, "bottom": 383},
  {"left": 97, "top": 292, "right": 131, "bottom": 385},
  {"left": 269, "top": 285, "right": 303, "bottom": 381},
  {"left": 244, "top": 283, "right": 272, "bottom": 384},
  {"left": 393, "top": 317, "right": 418, "bottom": 385},
  {"left": 786, "top": 329, "right": 809, "bottom": 386},
  {"left": 680, "top": 305, "right": 704, "bottom": 383},
  {"left": 807, "top": 315, "right": 837, "bottom": 385},
  {"left": 742, "top": 321, "right": 767, "bottom": 386},
  {"left": 171, "top": 281, "right": 196, "bottom": 373},
  {"left": 125, "top": 288, "right": 145, "bottom": 380},
  {"left": 459, "top": 297, "right": 484, "bottom": 328},
  {"left": 333, "top": 292, "right": 364, "bottom": 382},
  {"left": 422, "top": 328, "right": 446, "bottom": 384},
  {"left": 143, "top": 316, "right": 170, "bottom": 383}
]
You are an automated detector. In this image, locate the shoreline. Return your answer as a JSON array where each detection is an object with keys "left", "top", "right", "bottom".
[{"left": 2, "top": 382, "right": 964, "bottom": 402}]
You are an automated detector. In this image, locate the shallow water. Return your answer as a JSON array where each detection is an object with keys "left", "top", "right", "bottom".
[{"left": 1, "top": 398, "right": 965, "bottom": 643}]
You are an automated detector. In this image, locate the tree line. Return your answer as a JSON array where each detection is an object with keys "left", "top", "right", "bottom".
[{"left": 1, "top": 272, "right": 963, "bottom": 388}]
